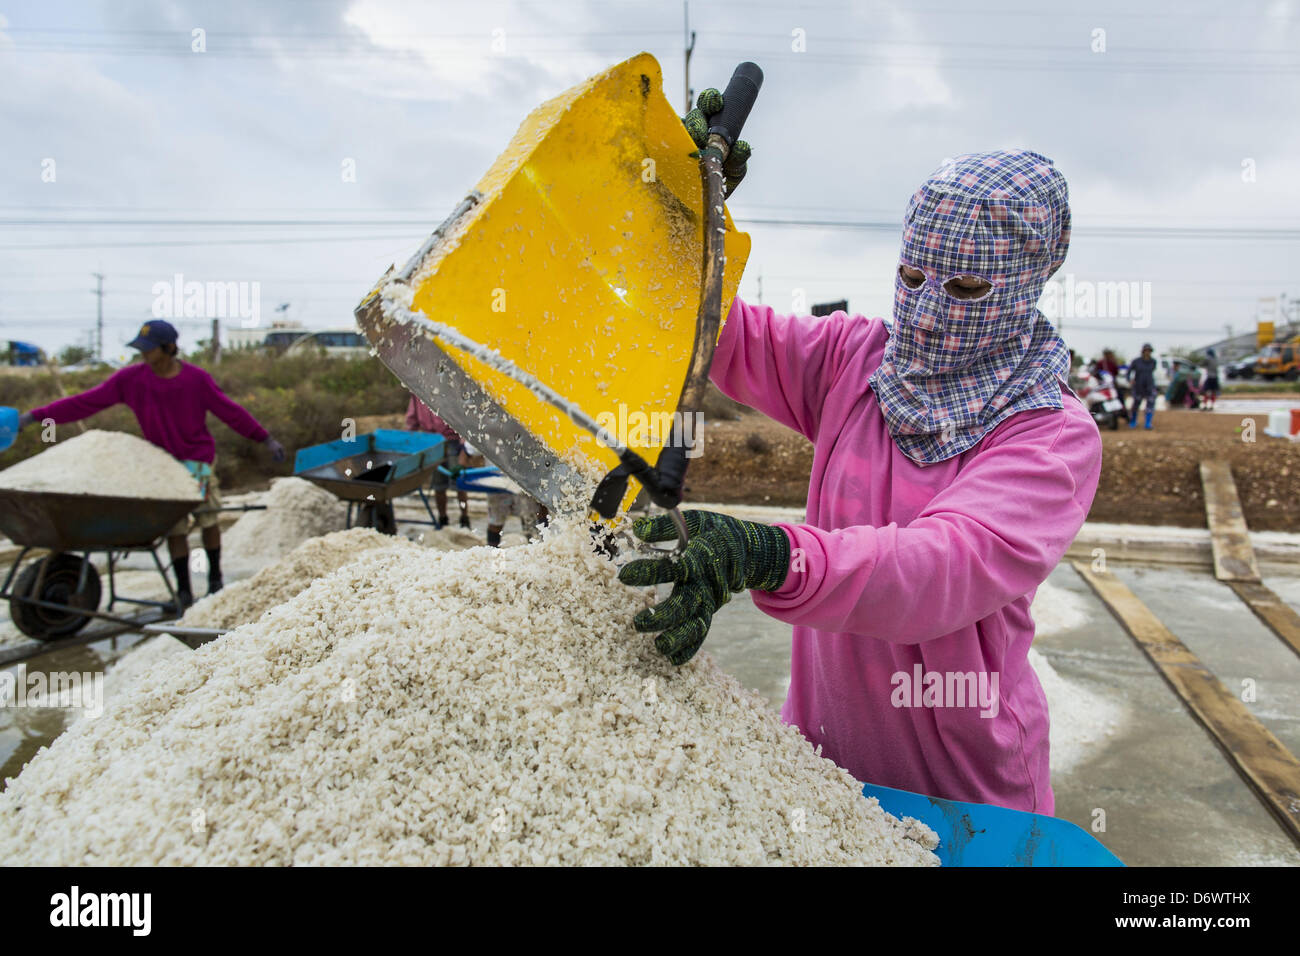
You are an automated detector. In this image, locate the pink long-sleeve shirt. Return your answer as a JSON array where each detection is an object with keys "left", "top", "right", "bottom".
[
  {"left": 709, "top": 298, "right": 1101, "bottom": 814},
  {"left": 405, "top": 395, "right": 462, "bottom": 442},
  {"left": 30, "top": 362, "right": 268, "bottom": 464}
]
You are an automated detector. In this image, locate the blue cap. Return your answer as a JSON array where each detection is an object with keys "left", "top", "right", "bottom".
[{"left": 127, "top": 320, "right": 178, "bottom": 352}]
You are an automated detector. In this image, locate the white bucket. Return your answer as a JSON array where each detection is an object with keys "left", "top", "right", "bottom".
[{"left": 1265, "top": 408, "right": 1293, "bottom": 438}]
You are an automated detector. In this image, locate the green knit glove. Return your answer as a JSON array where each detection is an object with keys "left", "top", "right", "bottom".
[
  {"left": 617, "top": 510, "right": 790, "bottom": 665},
  {"left": 682, "top": 88, "right": 752, "bottom": 196}
]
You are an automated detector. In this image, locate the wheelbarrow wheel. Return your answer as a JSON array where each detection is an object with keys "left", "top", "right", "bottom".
[
  {"left": 357, "top": 501, "right": 397, "bottom": 536},
  {"left": 10, "top": 552, "right": 102, "bottom": 640}
]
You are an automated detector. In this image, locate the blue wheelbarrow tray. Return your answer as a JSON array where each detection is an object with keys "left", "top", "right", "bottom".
[
  {"left": 862, "top": 782, "right": 1124, "bottom": 867},
  {"left": 293, "top": 429, "right": 445, "bottom": 502}
]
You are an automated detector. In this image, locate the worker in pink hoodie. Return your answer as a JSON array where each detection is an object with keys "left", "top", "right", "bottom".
[{"left": 620, "top": 120, "right": 1101, "bottom": 814}]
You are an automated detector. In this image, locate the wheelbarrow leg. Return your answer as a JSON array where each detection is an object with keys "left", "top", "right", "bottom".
[
  {"left": 107, "top": 549, "right": 118, "bottom": 611},
  {"left": 149, "top": 546, "right": 180, "bottom": 615},
  {"left": 0, "top": 546, "right": 29, "bottom": 597},
  {"left": 416, "top": 487, "right": 441, "bottom": 529}
]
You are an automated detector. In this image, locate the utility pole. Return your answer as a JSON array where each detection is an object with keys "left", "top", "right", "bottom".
[
  {"left": 91, "top": 272, "right": 104, "bottom": 361},
  {"left": 211, "top": 318, "right": 221, "bottom": 364},
  {"left": 756, "top": 271, "right": 763, "bottom": 305},
  {"left": 683, "top": 1, "right": 696, "bottom": 113}
]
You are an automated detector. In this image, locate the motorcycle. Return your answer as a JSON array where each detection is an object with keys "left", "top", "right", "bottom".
[{"left": 1080, "top": 370, "right": 1124, "bottom": 430}]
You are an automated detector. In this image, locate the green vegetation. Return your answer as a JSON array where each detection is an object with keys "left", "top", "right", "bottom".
[
  {"left": 1223, "top": 381, "right": 1300, "bottom": 394},
  {"left": 56, "top": 345, "right": 94, "bottom": 366},
  {"left": 0, "top": 351, "right": 409, "bottom": 490}
]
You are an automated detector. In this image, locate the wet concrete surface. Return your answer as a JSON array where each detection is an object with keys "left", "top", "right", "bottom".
[
  {"left": 706, "top": 561, "right": 1300, "bottom": 867},
  {"left": 1040, "top": 564, "right": 1300, "bottom": 866}
]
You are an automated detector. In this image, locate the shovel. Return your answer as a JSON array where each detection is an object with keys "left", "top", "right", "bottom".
[{"left": 357, "top": 53, "right": 760, "bottom": 546}]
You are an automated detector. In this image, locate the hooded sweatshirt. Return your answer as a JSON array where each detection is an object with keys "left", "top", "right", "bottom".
[{"left": 707, "top": 150, "right": 1100, "bottom": 813}]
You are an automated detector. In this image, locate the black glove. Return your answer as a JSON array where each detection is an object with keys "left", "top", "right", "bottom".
[
  {"left": 618, "top": 510, "right": 790, "bottom": 665},
  {"left": 17, "top": 411, "right": 35, "bottom": 430},
  {"left": 682, "top": 88, "right": 752, "bottom": 196},
  {"left": 264, "top": 436, "right": 286, "bottom": 463}
]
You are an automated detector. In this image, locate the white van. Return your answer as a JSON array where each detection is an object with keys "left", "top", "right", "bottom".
[{"left": 283, "top": 328, "right": 370, "bottom": 359}]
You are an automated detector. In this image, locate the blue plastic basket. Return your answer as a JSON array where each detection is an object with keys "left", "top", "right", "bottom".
[
  {"left": 862, "top": 782, "right": 1124, "bottom": 867},
  {"left": 0, "top": 406, "right": 19, "bottom": 453}
]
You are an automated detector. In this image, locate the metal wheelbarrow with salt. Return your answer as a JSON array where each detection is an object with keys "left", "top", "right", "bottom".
[
  {"left": 293, "top": 428, "right": 448, "bottom": 535},
  {"left": 0, "top": 487, "right": 195, "bottom": 660}
]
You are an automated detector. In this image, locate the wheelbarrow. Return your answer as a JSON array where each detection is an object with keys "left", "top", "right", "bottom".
[
  {"left": 356, "top": 53, "right": 760, "bottom": 545},
  {"left": 0, "top": 488, "right": 195, "bottom": 640},
  {"left": 293, "top": 429, "right": 447, "bottom": 534},
  {"left": 862, "top": 782, "right": 1124, "bottom": 867}
]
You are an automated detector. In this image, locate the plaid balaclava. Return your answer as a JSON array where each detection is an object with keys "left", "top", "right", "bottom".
[{"left": 868, "top": 149, "right": 1074, "bottom": 464}]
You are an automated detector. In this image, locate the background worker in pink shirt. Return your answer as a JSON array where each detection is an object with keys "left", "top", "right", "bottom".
[
  {"left": 619, "top": 95, "right": 1101, "bottom": 815},
  {"left": 405, "top": 393, "right": 471, "bottom": 530},
  {"left": 18, "top": 320, "right": 285, "bottom": 608}
]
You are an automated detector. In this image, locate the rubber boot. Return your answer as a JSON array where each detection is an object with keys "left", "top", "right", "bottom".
[
  {"left": 206, "top": 547, "right": 223, "bottom": 595},
  {"left": 172, "top": 560, "right": 194, "bottom": 611},
  {"left": 1144, "top": 409, "right": 1153, "bottom": 430},
  {"left": 1128, "top": 413, "right": 1137, "bottom": 429}
]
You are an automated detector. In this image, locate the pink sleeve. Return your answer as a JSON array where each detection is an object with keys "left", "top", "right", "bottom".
[
  {"left": 753, "top": 411, "right": 1101, "bottom": 643},
  {"left": 405, "top": 396, "right": 419, "bottom": 431},
  {"left": 203, "top": 372, "right": 269, "bottom": 442},
  {"left": 30, "top": 369, "right": 124, "bottom": 423},
  {"left": 710, "top": 297, "right": 849, "bottom": 440}
]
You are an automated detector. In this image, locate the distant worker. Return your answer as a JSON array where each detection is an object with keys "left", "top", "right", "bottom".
[
  {"left": 1201, "top": 348, "right": 1220, "bottom": 411},
  {"left": 483, "top": 475, "right": 549, "bottom": 548},
  {"left": 1129, "top": 343, "right": 1158, "bottom": 429},
  {"left": 1091, "top": 348, "right": 1128, "bottom": 423},
  {"left": 484, "top": 491, "right": 548, "bottom": 547},
  {"left": 405, "top": 393, "right": 471, "bottom": 530},
  {"left": 16, "top": 320, "right": 285, "bottom": 607}
]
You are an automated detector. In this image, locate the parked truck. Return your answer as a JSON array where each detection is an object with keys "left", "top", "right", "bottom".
[{"left": 1255, "top": 336, "right": 1300, "bottom": 381}]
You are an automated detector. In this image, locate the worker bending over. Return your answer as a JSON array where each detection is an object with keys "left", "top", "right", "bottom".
[
  {"left": 406, "top": 392, "right": 472, "bottom": 529},
  {"left": 620, "top": 97, "right": 1101, "bottom": 815},
  {"left": 18, "top": 321, "right": 284, "bottom": 608}
]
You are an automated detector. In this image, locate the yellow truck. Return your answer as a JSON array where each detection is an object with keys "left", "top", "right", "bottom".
[{"left": 1255, "top": 336, "right": 1300, "bottom": 380}]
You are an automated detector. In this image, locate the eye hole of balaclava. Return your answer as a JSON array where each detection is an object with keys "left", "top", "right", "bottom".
[{"left": 897, "top": 264, "right": 994, "bottom": 301}]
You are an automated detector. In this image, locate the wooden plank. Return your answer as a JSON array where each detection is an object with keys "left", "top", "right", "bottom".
[
  {"left": 1199, "top": 460, "right": 1260, "bottom": 582},
  {"left": 1229, "top": 580, "right": 1300, "bottom": 660},
  {"left": 1073, "top": 560, "right": 1300, "bottom": 847}
]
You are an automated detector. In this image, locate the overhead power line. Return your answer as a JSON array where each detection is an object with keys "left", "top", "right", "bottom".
[{"left": 3, "top": 216, "right": 1298, "bottom": 241}]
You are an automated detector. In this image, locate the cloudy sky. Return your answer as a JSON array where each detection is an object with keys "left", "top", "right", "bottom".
[{"left": 2, "top": 0, "right": 1297, "bottom": 362}]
